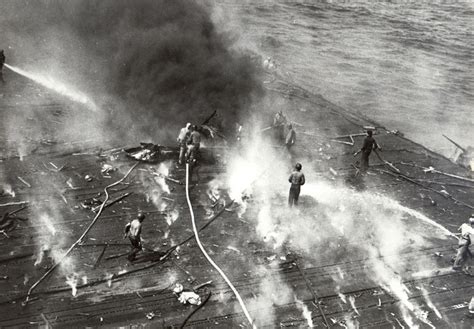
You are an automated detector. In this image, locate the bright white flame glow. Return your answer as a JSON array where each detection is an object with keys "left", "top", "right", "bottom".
[
  {"left": 348, "top": 295, "right": 360, "bottom": 315},
  {"left": 65, "top": 274, "right": 78, "bottom": 296},
  {"left": 294, "top": 296, "right": 314, "bottom": 328},
  {"left": 2, "top": 184, "right": 15, "bottom": 198},
  {"left": 166, "top": 209, "right": 179, "bottom": 226},
  {"left": 420, "top": 287, "right": 442, "bottom": 319}
]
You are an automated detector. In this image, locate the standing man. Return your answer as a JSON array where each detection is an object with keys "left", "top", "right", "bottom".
[
  {"left": 452, "top": 215, "right": 474, "bottom": 271},
  {"left": 354, "top": 130, "right": 380, "bottom": 173},
  {"left": 285, "top": 123, "right": 296, "bottom": 155},
  {"left": 124, "top": 212, "right": 145, "bottom": 261},
  {"left": 288, "top": 163, "right": 305, "bottom": 207},
  {"left": 186, "top": 125, "right": 201, "bottom": 164},
  {"left": 0, "top": 50, "right": 5, "bottom": 83},
  {"left": 177, "top": 123, "right": 191, "bottom": 165},
  {"left": 273, "top": 110, "right": 287, "bottom": 143}
]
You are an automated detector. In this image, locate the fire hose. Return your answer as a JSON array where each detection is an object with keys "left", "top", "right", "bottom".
[
  {"left": 185, "top": 163, "right": 257, "bottom": 328},
  {"left": 23, "top": 162, "right": 139, "bottom": 305}
]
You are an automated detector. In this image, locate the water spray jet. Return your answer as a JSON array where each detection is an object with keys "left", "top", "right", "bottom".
[{"left": 4, "top": 64, "right": 98, "bottom": 112}]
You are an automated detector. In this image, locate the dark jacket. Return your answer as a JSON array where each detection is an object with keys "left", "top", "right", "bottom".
[{"left": 361, "top": 136, "right": 378, "bottom": 154}]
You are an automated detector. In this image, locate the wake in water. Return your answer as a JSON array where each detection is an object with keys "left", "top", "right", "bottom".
[{"left": 4, "top": 64, "right": 98, "bottom": 112}]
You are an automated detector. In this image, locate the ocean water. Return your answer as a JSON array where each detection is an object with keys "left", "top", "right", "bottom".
[{"left": 217, "top": 1, "right": 473, "bottom": 158}]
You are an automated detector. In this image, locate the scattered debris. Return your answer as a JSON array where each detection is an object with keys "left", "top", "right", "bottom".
[
  {"left": 178, "top": 291, "right": 202, "bottom": 305},
  {"left": 226, "top": 246, "right": 240, "bottom": 253},
  {"left": 150, "top": 169, "right": 183, "bottom": 185},
  {"left": 388, "top": 129, "right": 403, "bottom": 136},
  {"left": 40, "top": 313, "right": 52, "bottom": 329},
  {"left": 17, "top": 176, "right": 31, "bottom": 188},
  {"left": 101, "top": 164, "right": 116, "bottom": 175},
  {"left": 43, "top": 162, "right": 66, "bottom": 172},
  {"left": 146, "top": 312, "right": 155, "bottom": 320},
  {"left": 443, "top": 134, "right": 473, "bottom": 170},
  {"left": 403, "top": 161, "right": 474, "bottom": 183},
  {"left": 92, "top": 192, "right": 132, "bottom": 212},
  {"left": 266, "top": 255, "right": 277, "bottom": 262},
  {"left": 93, "top": 244, "right": 108, "bottom": 269},
  {"left": 178, "top": 291, "right": 212, "bottom": 329},
  {"left": 0, "top": 201, "right": 28, "bottom": 208},
  {"left": 125, "top": 143, "right": 163, "bottom": 162},
  {"left": 173, "top": 283, "right": 202, "bottom": 305},
  {"left": 0, "top": 208, "right": 28, "bottom": 235},
  {"left": 193, "top": 280, "right": 213, "bottom": 291},
  {"left": 81, "top": 197, "right": 102, "bottom": 210},
  {"left": 66, "top": 178, "right": 75, "bottom": 189}
]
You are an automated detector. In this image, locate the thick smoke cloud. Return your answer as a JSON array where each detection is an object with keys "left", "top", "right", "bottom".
[{"left": 0, "top": 0, "right": 261, "bottom": 140}]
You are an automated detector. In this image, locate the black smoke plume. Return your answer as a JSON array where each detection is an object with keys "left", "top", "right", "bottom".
[{"left": 0, "top": 0, "right": 261, "bottom": 140}]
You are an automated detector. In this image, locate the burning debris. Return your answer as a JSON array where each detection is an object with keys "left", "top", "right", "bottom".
[
  {"left": 294, "top": 296, "right": 313, "bottom": 328},
  {"left": 125, "top": 143, "right": 164, "bottom": 162},
  {"left": 65, "top": 274, "right": 79, "bottom": 297}
]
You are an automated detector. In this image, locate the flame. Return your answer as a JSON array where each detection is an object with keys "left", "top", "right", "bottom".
[
  {"left": 34, "top": 245, "right": 48, "bottom": 266},
  {"left": 294, "top": 296, "right": 314, "bottom": 328},
  {"left": 207, "top": 179, "right": 222, "bottom": 202},
  {"left": 228, "top": 156, "right": 259, "bottom": 205},
  {"left": 165, "top": 209, "right": 179, "bottom": 226},
  {"left": 65, "top": 274, "right": 78, "bottom": 296},
  {"left": 420, "top": 287, "right": 442, "bottom": 319},
  {"left": 2, "top": 184, "right": 15, "bottom": 198},
  {"left": 348, "top": 295, "right": 360, "bottom": 315},
  {"left": 105, "top": 273, "right": 113, "bottom": 287}
]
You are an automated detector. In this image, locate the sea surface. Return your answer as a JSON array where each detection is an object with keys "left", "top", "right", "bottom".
[{"left": 216, "top": 0, "right": 473, "bottom": 158}]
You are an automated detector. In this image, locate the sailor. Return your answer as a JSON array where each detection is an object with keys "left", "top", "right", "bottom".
[
  {"left": 186, "top": 125, "right": 201, "bottom": 164},
  {"left": 452, "top": 215, "right": 474, "bottom": 271},
  {"left": 273, "top": 110, "right": 287, "bottom": 142},
  {"left": 354, "top": 130, "right": 380, "bottom": 173},
  {"left": 177, "top": 123, "right": 191, "bottom": 165},
  {"left": 0, "top": 50, "right": 5, "bottom": 83},
  {"left": 124, "top": 212, "right": 145, "bottom": 261},
  {"left": 288, "top": 162, "right": 305, "bottom": 207},
  {"left": 285, "top": 123, "right": 296, "bottom": 153}
]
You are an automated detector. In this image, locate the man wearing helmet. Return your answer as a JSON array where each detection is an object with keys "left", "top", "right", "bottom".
[
  {"left": 273, "top": 110, "right": 287, "bottom": 143},
  {"left": 186, "top": 125, "right": 201, "bottom": 164},
  {"left": 452, "top": 215, "right": 474, "bottom": 271},
  {"left": 288, "top": 162, "right": 305, "bottom": 207},
  {"left": 177, "top": 123, "right": 191, "bottom": 165},
  {"left": 124, "top": 212, "right": 146, "bottom": 261}
]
